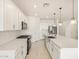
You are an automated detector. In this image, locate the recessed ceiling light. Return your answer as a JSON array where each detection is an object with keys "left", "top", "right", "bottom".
[
  {"left": 34, "top": 5, "right": 37, "bottom": 8},
  {"left": 43, "top": 3, "right": 50, "bottom": 7},
  {"left": 35, "top": 13, "right": 38, "bottom": 16},
  {"left": 7, "top": 4, "right": 13, "bottom": 8},
  {"left": 46, "top": 16, "right": 49, "bottom": 18}
]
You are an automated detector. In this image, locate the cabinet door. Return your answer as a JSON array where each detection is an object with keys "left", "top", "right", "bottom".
[
  {"left": 0, "top": 51, "right": 15, "bottom": 59},
  {"left": 18, "top": 10, "right": 24, "bottom": 30},
  {"left": 3, "top": 0, "right": 21, "bottom": 31},
  {"left": 12, "top": 6, "right": 20, "bottom": 30},
  {"left": 52, "top": 46, "right": 59, "bottom": 59},
  {"left": 27, "top": 16, "right": 40, "bottom": 42},
  {"left": 18, "top": 10, "right": 28, "bottom": 30},
  {"left": 0, "top": 0, "right": 3, "bottom": 31},
  {"left": 50, "top": 43, "right": 60, "bottom": 59},
  {"left": 4, "top": 0, "right": 14, "bottom": 30}
]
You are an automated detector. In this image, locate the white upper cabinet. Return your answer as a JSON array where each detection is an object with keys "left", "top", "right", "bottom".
[
  {"left": 0, "top": 0, "right": 27, "bottom": 31},
  {"left": 0, "top": 0, "right": 3, "bottom": 31}
]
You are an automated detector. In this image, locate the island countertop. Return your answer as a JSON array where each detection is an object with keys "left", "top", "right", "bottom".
[{"left": 49, "top": 36, "right": 78, "bottom": 48}]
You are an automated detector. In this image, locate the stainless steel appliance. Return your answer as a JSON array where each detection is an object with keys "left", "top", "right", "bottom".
[
  {"left": 21, "top": 21, "right": 27, "bottom": 30},
  {"left": 48, "top": 25, "right": 57, "bottom": 38}
]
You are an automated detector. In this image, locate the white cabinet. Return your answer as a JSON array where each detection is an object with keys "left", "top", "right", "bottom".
[
  {"left": 45, "top": 38, "right": 78, "bottom": 59},
  {"left": 0, "top": 0, "right": 3, "bottom": 31},
  {"left": 27, "top": 16, "right": 40, "bottom": 42},
  {"left": 0, "top": 39, "right": 27, "bottom": 59},
  {"left": 3, "top": 0, "right": 20, "bottom": 31},
  {"left": 0, "top": 0, "right": 27, "bottom": 31},
  {"left": 45, "top": 39, "right": 60, "bottom": 59},
  {"left": 0, "top": 51, "right": 15, "bottom": 59},
  {"left": 50, "top": 41, "right": 60, "bottom": 59},
  {"left": 18, "top": 11, "right": 28, "bottom": 30}
]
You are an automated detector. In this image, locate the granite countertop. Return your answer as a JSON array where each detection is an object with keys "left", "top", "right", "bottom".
[{"left": 50, "top": 36, "right": 78, "bottom": 48}]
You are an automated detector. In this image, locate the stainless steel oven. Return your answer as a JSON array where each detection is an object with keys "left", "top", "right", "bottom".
[{"left": 21, "top": 21, "right": 27, "bottom": 30}]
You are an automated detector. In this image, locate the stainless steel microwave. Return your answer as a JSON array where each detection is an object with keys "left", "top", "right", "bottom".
[{"left": 48, "top": 25, "right": 57, "bottom": 34}]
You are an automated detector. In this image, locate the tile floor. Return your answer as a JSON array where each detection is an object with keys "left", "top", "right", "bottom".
[{"left": 26, "top": 39, "right": 51, "bottom": 59}]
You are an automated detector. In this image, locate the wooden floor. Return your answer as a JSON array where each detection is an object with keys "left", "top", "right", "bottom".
[{"left": 26, "top": 40, "right": 51, "bottom": 59}]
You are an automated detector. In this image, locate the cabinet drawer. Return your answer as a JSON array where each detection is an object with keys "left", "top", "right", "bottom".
[
  {"left": 0, "top": 51, "right": 15, "bottom": 59},
  {"left": 50, "top": 42, "right": 60, "bottom": 59},
  {"left": 50, "top": 41, "right": 60, "bottom": 51},
  {"left": 51, "top": 46, "right": 60, "bottom": 59}
]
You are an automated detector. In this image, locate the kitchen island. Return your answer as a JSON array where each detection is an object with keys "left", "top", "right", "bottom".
[{"left": 0, "top": 39, "right": 27, "bottom": 59}]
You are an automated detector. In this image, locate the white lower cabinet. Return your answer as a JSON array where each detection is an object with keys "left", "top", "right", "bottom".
[
  {"left": 50, "top": 43, "right": 60, "bottom": 59},
  {"left": 0, "top": 51, "right": 15, "bottom": 59},
  {"left": 46, "top": 41, "right": 60, "bottom": 59},
  {"left": 45, "top": 39, "right": 78, "bottom": 59},
  {"left": 0, "top": 47, "right": 27, "bottom": 59}
]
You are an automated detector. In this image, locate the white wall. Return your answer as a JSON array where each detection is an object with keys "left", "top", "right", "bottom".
[
  {"left": 40, "top": 18, "right": 54, "bottom": 39},
  {"left": 24, "top": 16, "right": 40, "bottom": 42}
]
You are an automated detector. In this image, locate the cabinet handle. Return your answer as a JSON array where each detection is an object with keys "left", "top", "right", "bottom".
[
  {"left": 21, "top": 46, "right": 24, "bottom": 55},
  {"left": 52, "top": 48, "right": 53, "bottom": 51},
  {"left": 21, "top": 50, "right": 23, "bottom": 55}
]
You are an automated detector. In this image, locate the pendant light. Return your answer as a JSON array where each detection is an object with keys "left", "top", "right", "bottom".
[
  {"left": 53, "top": 13, "right": 57, "bottom": 26},
  {"left": 59, "top": 7, "right": 62, "bottom": 26},
  {"left": 43, "top": 3, "right": 50, "bottom": 7},
  {"left": 71, "top": 0, "right": 76, "bottom": 24}
]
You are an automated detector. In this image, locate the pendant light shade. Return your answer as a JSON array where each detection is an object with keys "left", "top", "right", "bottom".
[
  {"left": 71, "top": 0, "right": 76, "bottom": 24},
  {"left": 59, "top": 21, "right": 62, "bottom": 26},
  {"left": 53, "top": 13, "right": 57, "bottom": 26},
  {"left": 59, "top": 7, "right": 63, "bottom": 26},
  {"left": 71, "top": 18, "right": 76, "bottom": 24}
]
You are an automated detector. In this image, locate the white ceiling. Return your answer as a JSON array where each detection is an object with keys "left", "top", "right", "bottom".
[{"left": 12, "top": 0, "right": 77, "bottom": 20}]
